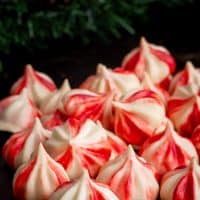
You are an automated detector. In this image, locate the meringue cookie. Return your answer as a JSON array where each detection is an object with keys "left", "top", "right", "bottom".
[
  {"left": 63, "top": 89, "right": 113, "bottom": 129},
  {"left": 139, "top": 121, "right": 198, "bottom": 176},
  {"left": 80, "top": 63, "right": 141, "bottom": 99},
  {"left": 112, "top": 89, "right": 167, "bottom": 146},
  {"left": 40, "top": 79, "right": 71, "bottom": 114},
  {"left": 2, "top": 118, "right": 51, "bottom": 168},
  {"left": 45, "top": 119, "right": 112, "bottom": 179},
  {"left": 122, "top": 37, "right": 176, "bottom": 89},
  {"left": 97, "top": 145, "right": 159, "bottom": 200},
  {"left": 170, "top": 61, "right": 200, "bottom": 95},
  {"left": 10, "top": 64, "right": 57, "bottom": 106},
  {"left": 168, "top": 86, "right": 200, "bottom": 137},
  {"left": 0, "top": 89, "right": 39, "bottom": 133},
  {"left": 49, "top": 170, "right": 119, "bottom": 200},
  {"left": 160, "top": 158, "right": 200, "bottom": 200},
  {"left": 13, "top": 144, "right": 69, "bottom": 200}
]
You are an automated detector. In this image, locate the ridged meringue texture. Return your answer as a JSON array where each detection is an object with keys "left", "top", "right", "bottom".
[
  {"left": 10, "top": 64, "right": 57, "bottom": 106},
  {"left": 139, "top": 121, "right": 198, "bottom": 177},
  {"left": 112, "top": 89, "right": 167, "bottom": 147},
  {"left": 80, "top": 63, "right": 141, "bottom": 99},
  {"left": 41, "top": 110, "right": 68, "bottom": 130},
  {"left": 191, "top": 125, "right": 200, "bottom": 157},
  {"left": 0, "top": 89, "right": 39, "bottom": 133},
  {"left": 13, "top": 144, "right": 69, "bottom": 200},
  {"left": 168, "top": 84, "right": 200, "bottom": 137},
  {"left": 169, "top": 61, "right": 200, "bottom": 96},
  {"left": 121, "top": 37, "right": 176, "bottom": 89},
  {"left": 45, "top": 120, "right": 111, "bottom": 178},
  {"left": 40, "top": 79, "right": 71, "bottom": 114},
  {"left": 45, "top": 119, "right": 124, "bottom": 179},
  {"left": 49, "top": 170, "right": 119, "bottom": 200},
  {"left": 2, "top": 118, "right": 51, "bottom": 168},
  {"left": 160, "top": 158, "right": 200, "bottom": 200},
  {"left": 96, "top": 145, "right": 159, "bottom": 200},
  {"left": 62, "top": 89, "right": 113, "bottom": 129}
]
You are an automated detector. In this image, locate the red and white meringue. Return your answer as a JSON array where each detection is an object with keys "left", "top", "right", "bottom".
[
  {"left": 2, "top": 118, "right": 51, "bottom": 168},
  {"left": 141, "top": 73, "right": 169, "bottom": 105},
  {"left": 63, "top": 89, "right": 113, "bottom": 129},
  {"left": 139, "top": 121, "right": 198, "bottom": 176},
  {"left": 41, "top": 110, "right": 68, "bottom": 130},
  {"left": 45, "top": 119, "right": 113, "bottom": 179},
  {"left": 191, "top": 125, "right": 200, "bottom": 157},
  {"left": 160, "top": 158, "right": 200, "bottom": 200},
  {"left": 40, "top": 79, "right": 71, "bottom": 114},
  {"left": 167, "top": 84, "right": 200, "bottom": 137},
  {"left": 96, "top": 145, "right": 159, "bottom": 200},
  {"left": 112, "top": 89, "right": 167, "bottom": 146},
  {"left": 122, "top": 37, "right": 176, "bottom": 89},
  {"left": 0, "top": 89, "right": 39, "bottom": 133},
  {"left": 49, "top": 170, "right": 119, "bottom": 200},
  {"left": 80, "top": 63, "right": 141, "bottom": 98},
  {"left": 13, "top": 144, "right": 69, "bottom": 200},
  {"left": 10, "top": 64, "right": 57, "bottom": 106},
  {"left": 170, "top": 61, "right": 200, "bottom": 95}
]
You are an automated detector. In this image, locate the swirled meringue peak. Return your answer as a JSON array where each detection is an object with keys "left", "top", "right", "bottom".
[
  {"left": 49, "top": 169, "right": 119, "bottom": 200},
  {"left": 13, "top": 143, "right": 69, "bottom": 200},
  {"left": 2, "top": 117, "right": 51, "bottom": 168},
  {"left": 10, "top": 64, "right": 57, "bottom": 106},
  {"left": 45, "top": 119, "right": 114, "bottom": 179},
  {"left": 80, "top": 63, "right": 141, "bottom": 99},
  {"left": 170, "top": 61, "right": 200, "bottom": 96},
  {"left": 62, "top": 89, "right": 113, "bottom": 129},
  {"left": 0, "top": 89, "right": 39, "bottom": 133},
  {"left": 122, "top": 37, "right": 176, "bottom": 89},
  {"left": 96, "top": 145, "right": 159, "bottom": 200},
  {"left": 40, "top": 79, "right": 71, "bottom": 115},
  {"left": 139, "top": 121, "right": 198, "bottom": 177},
  {"left": 160, "top": 158, "right": 200, "bottom": 200},
  {"left": 168, "top": 85, "right": 200, "bottom": 137},
  {"left": 112, "top": 89, "right": 167, "bottom": 147}
]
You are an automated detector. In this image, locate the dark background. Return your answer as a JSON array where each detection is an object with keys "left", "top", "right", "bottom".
[{"left": 1, "top": 1, "right": 200, "bottom": 199}]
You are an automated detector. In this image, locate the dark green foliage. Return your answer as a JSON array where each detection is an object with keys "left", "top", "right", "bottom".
[{"left": 0, "top": 0, "right": 195, "bottom": 54}]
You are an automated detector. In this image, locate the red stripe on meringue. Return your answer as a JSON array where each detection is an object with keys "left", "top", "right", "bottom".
[
  {"left": 173, "top": 170, "right": 195, "bottom": 200},
  {"left": 150, "top": 47, "right": 176, "bottom": 74},
  {"left": 56, "top": 146, "right": 73, "bottom": 169},
  {"left": 36, "top": 73, "right": 56, "bottom": 91},
  {"left": 13, "top": 160, "right": 36, "bottom": 200},
  {"left": 122, "top": 51, "right": 140, "bottom": 71},
  {"left": 2, "top": 132, "right": 29, "bottom": 167}
]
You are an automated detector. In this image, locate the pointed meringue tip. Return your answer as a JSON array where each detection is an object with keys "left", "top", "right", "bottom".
[
  {"left": 127, "top": 145, "right": 135, "bottom": 155},
  {"left": 97, "top": 63, "right": 107, "bottom": 74},
  {"left": 185, "top": 61, "right": 195, "bottom": 70},
  {"left": 25, "top": 64, "right": 34, "bottom": 72},
  {"left": 33, "top": 117, "right": 42, "bottom": 127},
  {"left": 140, "top": 36, "right": 148, "bottom": 46},
  {"left": 61, "top": 79, "right": 71, "bottom": 91},
  {"left": 81, "top": 169, "right": 90, "bottom": 178}
]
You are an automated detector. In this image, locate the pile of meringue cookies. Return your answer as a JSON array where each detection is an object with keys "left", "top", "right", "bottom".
[{"left": 1, "top": 37, "right": 200, "bottom": 200}]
